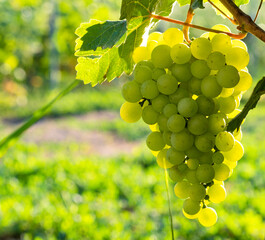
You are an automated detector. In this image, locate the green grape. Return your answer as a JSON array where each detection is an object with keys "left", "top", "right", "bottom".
[
  {"left": 152, "top": 68, "right": 166, "bottom": 81},
  {"left": 132, "top": 46, "right": 150, "bottom": 63},
  {"left": 190, "top": 38, "right": 212, "bottom": 60},
  {"left": 142, "top": 105, "right": 159, "bottom": 125},
  {"left": 198, "top": 207, "right": 218, "bottom": 227},
  {"left": 151, "top": 94, "right": 170, "bottom": 112},
  {"left": 148, "top": 31, "right": 163, "bottom": 42},
  {"left": 199, "top": 151, "right": 214, "bottom": 164},
  {"left": 234, "top": 70, "right": 252, "bottom": 92},
  {"left": 156, "top": 149, "right": 174, "bottom": 169},
  {"left": 134, "top": 65, "right": 152, "bottom": 84},
  {"left": 187, "top": 158, "right": 199, "bottom": 170},
  {"left": 171, "top": 63, "right": 192, "bottom": 82},
  {"left": 209, "top": 24, "right": 231, "bottom": 39},
  {"left": 183, "top": 198, "right": 201, "bottom": 215},
  {"left": 135, "top": 60, "right": 154, "bottom": 70},
  {"left": 189, "top": 183, "right": 206, "bottom": 201},
  {"left": 163, "top": 28, "right": 184, "bottom": 46},
  {"left": 222, "top": 140, "right": 244, "bottom": 162},
  {"left": 215, "top": 131, "right": 235, "bottom": 152},
  {"left": 166, "top": 147, "right": 185, "bottom": 165},
  {"left": 178, "top": 97, "right": 198, "bottom": 118},
  {"left": 151, "top": 45, "right": 173, "bottom": 68},
  {"left": 178, "top": 163, "right": 188, "bottom": 172},
  {"left": 170, "top": 43, "right": 191, "bottom": 64},
  {"left": 196, "top": 164, "right": 215, "bottom": 183},
  {"left": 157, "top": 74, "right": 178, "bottom": 95},
  {"left": 213, "top": 97, "right": 220, "bottom": 113},
  {"left": 186, "top": 169, "right": 200, "bottom": 184},
  {"left": 191, "top": 60, "right": 211, "bottom": 79},
  {"left": 218, "top": 96, "right": 237, "bottom": 114},
  {"left": 167, "top": 114, "right": 186, "bottom": 133},
  {"left": 120, "top": 102, "right": 142, "bottom": 123},
  {"left": 211, "top": 33, "right": 232, "bottom": 53},
  {"left": 185, "top": 145, "right": 203, "bottom": 159},
  {"left": 163, "top": 103, "right": 178, "bottom": 118},
  {"left": 213, "top": 163, "right": 230, "bottom": 181},
  {"left": 171, "top": 129, "right": 194, "bottom": 151},
  {"left": 196, "top": 95, "right": 215, "bottom": 116},
  {"left": 174, "top": 181, "right": 191, "bottom": 199},
  {"left": 232, "top": 39, "right": 247, "bottom": 51},
  {"left": 216, "top": 65, "right": 239, "bottom": 88},
  {"left": 168, "top": 165, "right": 186, "bottom": 182},
  {"left": 226, "top": 47, "right": 249, "bottom": 70},
  {"left": 140, "top": 80, "right": 159, "bottom": 99},
  {"left": 169, "top": 88, "right": 190, "bottom": 105},
  {"left": 207, "top": 51, "right": 226, "bottom": 70},
  {"left": 220, "top": 87, "right": 234, "bottom": 98},
  {"left": 157, "top": 114, "right": 169, "bottom": 132},
  {"left": 163, "top": 131, "right": 172, "bottom": 146},
  {"left": 146, "top": 131, "right": 165, "bottom": 151},
  {"left": 182, "top": 208, "right": 200, "bottom": 219},
  {"left": 122, "top": 81, "right": 143, "bottom": 103},
  {"left": 208, "top": 184, "right": 226, "bottom": 203},
  {"left": 201, "top": 75, "right": 222, "bottom": 98},
  {"left": 195, "top": 133, "right": 215, "bottom": 153},
  {"left": 208, "top": 113, "right": 227, "bottom": 135},
  {"left": 212, "top": 151, "right": 224, "bottom": 164},
  {"left": 188, "top": 77, "right": 202, "bottom": 95},
  {"left": 179, "top": 81, "right": 189, "bottom": 90},
  {"left": 187, "top": 114, "right": 208, "bottom": 136}
]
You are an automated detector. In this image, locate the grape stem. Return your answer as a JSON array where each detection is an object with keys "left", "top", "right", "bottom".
[
  {"left": 183, "top": 1, "right": 195, "bottom": 42},
  {"left": 207, "top": 0, "right": 237, "bottom": 25},
  {"left": 150, "top": 14, "right": 246, "bottom": 39},
  {"left": 219, "top": 0, "right": 265, "bottom": 42},
  {"left": 227, "top": 77, "right": 265, "bottom": 132},
  {"left": 254, "top": 0, "right": 263, "bottom": 23}
]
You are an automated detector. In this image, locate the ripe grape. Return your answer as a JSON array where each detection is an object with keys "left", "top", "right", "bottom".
[
  {"left": 178, "top": 97, "right": 198, "bottom": 118},
  {"left": 174, "top": 181, "right": 191, "bottom": 199},
  {"left": 151, "top": 45, "right": 173, "bottom": 68},
  {"left": 167, "top": 114, "right": 186, "bottom": 133},
  {"left": 140, "top": 80, "right": 159, "bottom": 99},
  {"left": 146, "top": 131, "right": 165, "bottom": 151},
  {"left": 198, "top": 207, "right": 218, "bottom": 227},
  {"left": 122, "top": 81, "right": 142, "bottom": 103},
  {"left": 183, "top": 198, "right": 201, "bottom": 215},
  {"left": 190, "top": 38, "right": 212, "bottom": 60},
  {"left": 171, "top": 63, "right": 192, "bottom": 82},
  {"left": 191, "top": 60, "right": 211, "bottom": 79},
  {"left": 120, "top": 102, "right": 142, "bottom": 123},
  {"left": 157, "top": 74, "right": 178, "bottom": 95},
  {"left": 208, "top": 184, "right": 226, "bottom": 203},
  {"left": 142, "top": 105, "right": 159, "bottom": 125},
  {"left": 196, "top": 164, "right": 215, "bottom": 183},
  {"left": 170, "top": 43, "right": 191, "bottom": 64}
]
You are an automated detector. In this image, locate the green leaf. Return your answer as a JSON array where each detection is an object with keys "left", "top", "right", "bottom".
[
  {"left": 234, "top": 0, "right": 249, "bottom": 6},
  {"left": 191, "top": 0, "right": 204, "bottom": 9},
  {"left": 176, "top": 0, "right": 190, "bottom": 7}
]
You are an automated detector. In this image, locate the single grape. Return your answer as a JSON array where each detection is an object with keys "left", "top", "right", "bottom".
[
  {"left": 211, "top": 33, "right": 232, "bottom": 54},
  {"left": 163, "top": 103, "right": 178, "bottom": 118},
  {"left": 220, "top": 87, "right": 234, "bottom": 98},
  {"left": 198, "top": 207, "right": 218, "bottom": 227},
  {"left": 122, "top": 81, "right": 142, "bottom": 103},
  {"left": 195, "top": 133, "right": 215, "bottom": 153},
  {"left": 166, "top": 147, "right": 185, "bottom": 165},
  {"left": 234, "top": 70, "right": 252, "bottom": 92},
  {"left": 189, "top": 183, "right": 206, "bottom": 201},
  {"left": 201, "top": 75, "right": 222, "bottom": 98},
  {"left": 222, "top": 140, "right": 244, "bottom": 162},
  {"left": 207, "top": 51, "right": 226, "bottom": 70},
  {"left": 208, "top": 113, "right": 227, "bottom": 135},
  {"left": 167, "top": 114, "right": 186, "bottom": 133},
  {"left": 134, "top": 65, "right": 152, "bottom": 84},
  {"left": 188, "top": 77, "right": 202, "bottom": 95},
  {"left": 178, "top": 97, "right": 198, "bottom": 118},
  {"left": 132, "top": 46, "right": 150, "bottom": 63},
  {"left": 187, "top": 114, "right": 208, "bottom": 136},
  {"left": 171, "top": 63, "right": 192, "bottom": 82},
  {"left": 120, "top": 102, "right": 142, "bottom": 123},
  {"left": 142, "top": 105, "right": 159, "bottom": 125},
  {"left": 157, "top": 74, "right": 178, "bottom": 95},
  {"left": 182, "top": 208, "right": 199, "bottom": 219},
  {"left": 170, "top": 43, "right": 191, "bottom": 64},
  {"left": 168, "top": 165, "right": 186, "bottom": 182},
  {"left": 199, "top": 151, "right": 214, "bottom": 164},
  {"left": 196, "top": 95, "right": 215, "bottom": 116},
  {"left": 148, "top": 32, "right": 163, "bottom": 42},
  {"left": 183, "top": 198, "right": 201, "bottom": 215},
  {"left": 152, "top": 68, "right": 166, "bottom": 81},
  {"left": 191, "top": 60, "right": 211, "bottom": 79},
  {"left": 216, "top": 65, "right": 239, "bottom": 88},
  {"left": 187, "top": 158, "right": 199, "bottom": 170},
  {"left": 151, "top": 45, "right": 173, "bottom": 68},
  {"left": 146, "top": 131, "right": 165, "bottom": 151},
  {"left": 218, "top": 96, "right": 237, "bottom": 114},
  {"left": 196, "top": 164, "right": 215, "bottom": 183},
  {"left": 186, "top": 169, "right": 200, "bottom": 184},
  {"left": 213, "top": 163, "right": 230, "bottom": 181},
  {"left": 156, "top": 149, "right": 174, "bottom": 169},
  {"left": 190, "top": 38, "right": 212, "bottom": 60},
  {"left": 209, "top": 24, "right": 231, "bottom": 39},
  {"left": 174, "top": 181, "right": 191, "bottom": 199},
  {"left": 163, "top": 28, "right": 184, "bottom": 46},
  {"left": 141, "top": 80, "right": 159, "bottom": 99},
  {"left": 171, "top": 129, "right": 194, "bottom": 151},
  {"left": 151, "top": 94, "right": 170, "bottom": 112},
  {"left": 226, "top": 47, "right": 249, "bottom": 70},
  {"left": 169, "top": 88, "right": 190, "bottom": 105},
  {"left": 208, "top": 184, "right": 226, "bottom": 203},
  {"left": 232, "top": 39, "right": 247, "bottom": 51},
  {"left": 135, "top": 60, "right": 154, "bottom": 70},
  {"left": 212, "top": 151, "right": 224, "bottom": 164},
  {"left": 215, "top": 131, "right": 235, "bottom": 152}
]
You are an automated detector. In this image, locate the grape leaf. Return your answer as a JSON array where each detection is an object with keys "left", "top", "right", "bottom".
[
  {"left": 191, "top": 0, "right": 204, "bottom": 9},
  {"left": 176, "top": 0, "right": 190, "bottom": 6}
]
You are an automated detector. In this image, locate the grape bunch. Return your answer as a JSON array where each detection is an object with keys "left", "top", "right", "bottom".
[{"left": 120, "top": 25, "right": 252, "bottom": 227}]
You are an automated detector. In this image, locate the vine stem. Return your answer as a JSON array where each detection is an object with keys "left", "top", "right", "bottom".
[
  {"left": 254, "top": 0, "right": 263, "bottom": 22},
  {"left": 151, "top": 14, "right": 246, "bottom": 39},
  {"left": 183, "top": 3, "right": 195, "bottom": 42},
  {"left": 207, "top": 0, "right": 237, "bottom": 25},
  {"left": 0, "top": 79, "right": 81, "bottom": 156}
]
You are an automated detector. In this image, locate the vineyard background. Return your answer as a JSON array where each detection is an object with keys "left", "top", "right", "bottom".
[{"left": 0, "top": 0, "right": 265, "bottom": 239}]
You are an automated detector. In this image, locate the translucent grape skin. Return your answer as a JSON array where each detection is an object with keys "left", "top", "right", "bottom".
[
  {"left": 166, "top": 147, "right": 185, "bottom": 165},
  {"left": 215, "top": 131, "right": 235, "bottom": 152},
  {"left": 196, "top": 164, "right": 215, "bottom": 183},
  {"left": 170, "top": 43, "right": 191, "bottom": 64},
  {"left": 140, "top": 80, "right": 159, "bottom": 99},
  {"left": 187, "top": 114, "right": 208, "bottom": 136},
  {"left": 178, "top": 97, "right": 198, "bottom": 118},
  {"left": 174, "top": 181, "right": 191, "bottom": 199},
  {"left": 157, "top": 74, "right": 178, "bottom": 95},
  {"left": 208, "top": 184, "right": 226, "bottom": 203},
  {"left": 198, "top": 207, "right": 218, "bottom": 227},
  {"left": 191, "top": 60, "right": 211, "bottom": 79},
  {"left": 146, "top": 131, "right": 165, "bottom": 151},
  {"left": 216, "top": 65, "right": 239, "bottom": 88},
  {"left": 189, "top": 183, "right": 206, "bottom": 201},
  {"left": 171, "top": 63, "right": 192, "bottom": 82},
  {"left": 190, "top": 38, "right": 212, "bottom": 60},
  {"left": 171, "top": 129, "right": 194, "bottom": 151},
  {"left": 207, "top": 51, "right": 226, "bottom": 70},
  {"left": 201, "top": 75, "right": 222, "bottom": 98},
  {"left": 167, "top": 114, "right": 186, "bottom": 133},
  {"left": 183, "top": 198, "right": 201, "bottom": 215},
  {"left": 122, "top": 81, "right": 142, "bottom": 103},
  {"left": 142, "top": 105, "right": 159, "bottom": 125},
  {"left": 120, "top": 102, "right": 142, "bottom": 123},
  {"left": 151, "top": 45, "right": 173, "bottom": 68}
]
